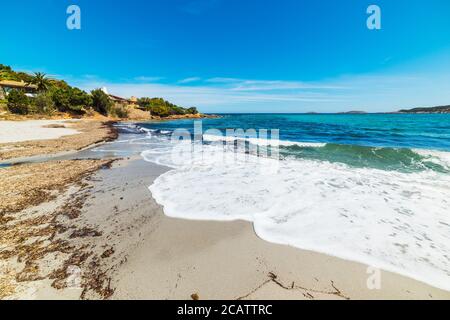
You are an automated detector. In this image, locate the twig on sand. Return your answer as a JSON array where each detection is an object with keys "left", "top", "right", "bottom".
[{"left": 237, "top": 272, "right": 350, "bottom": 300}]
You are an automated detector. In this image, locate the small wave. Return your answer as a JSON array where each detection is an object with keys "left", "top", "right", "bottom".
[
  {"left": 412, "top": 149, "right": 450, "bottom": 170},
  {"left": 115, "top": 123, "right": 152, "bottom": 135},
  {"left": 202, "top": 134, "right": 326, "bottom": 147},
  {"left": 282, "top": 143, "right": 450, "bottom": 173},
  {"left": 144, "top": 130, "right": 450, "bottom": 173}
]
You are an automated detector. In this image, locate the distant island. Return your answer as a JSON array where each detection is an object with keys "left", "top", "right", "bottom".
[
  {"left": 337, "top": 111, "right": 367, "bottom": 114},
  {"left": 397, "top": 105, "right": 450, "bottom": 114},
  {"left": 335, "top": 105, "right": 450, "bottom": 114}
]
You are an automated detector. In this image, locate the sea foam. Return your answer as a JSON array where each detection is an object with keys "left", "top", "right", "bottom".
[
  {"left": 142, "top": 134, "right": 450, "bottom": 291},
  {"left": 203, "top": 134, "right": 326, "bottom": 147}
]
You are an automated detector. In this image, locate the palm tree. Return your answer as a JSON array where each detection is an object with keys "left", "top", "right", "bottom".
[{"left": 29, "top": 72, "right": 53, "bottom": 92}]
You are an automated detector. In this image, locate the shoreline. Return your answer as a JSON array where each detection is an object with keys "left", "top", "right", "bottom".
[
  {"left": 0, "top": 112, "right": 217, "bottom": 122},
  {"left": 1, "top": 156, "right": 449, "bottom": 299},
  {"left": 0, "top": 119, "right": 449, "bottom": 300},
  {"left": 110, "top": 162, "right": 450, "bottom": 300}
]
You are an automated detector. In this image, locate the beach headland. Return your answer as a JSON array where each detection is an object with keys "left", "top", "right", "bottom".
[{"left": 1, "top": 119, "right": 449, "bottom": 300}]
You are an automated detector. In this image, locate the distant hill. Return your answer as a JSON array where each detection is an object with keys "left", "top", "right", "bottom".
[
  {"left": 338, "top": 111, "right": 367, "bottom": 114},
  {"left": 398, "top": 105, "right": 450, "bottom": 114}
]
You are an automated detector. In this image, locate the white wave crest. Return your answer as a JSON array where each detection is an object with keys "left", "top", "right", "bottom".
[{"left": 202, "top": 134, "right": 326, "bottom": 147}]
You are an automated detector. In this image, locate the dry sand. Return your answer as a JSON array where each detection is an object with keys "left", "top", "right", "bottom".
[
  {"left": 0, "top": 120, "right": 117, "bottom": 161},
  {"left": 0, "top": 120, "right": 80, "bottom": 144},
  {"left": 0, "top": 159, "right": 117, "bottom": 300}
]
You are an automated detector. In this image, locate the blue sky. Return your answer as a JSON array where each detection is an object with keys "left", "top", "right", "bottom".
[{"left": 1, "top": 0, "right": 450, "bottom": 112}]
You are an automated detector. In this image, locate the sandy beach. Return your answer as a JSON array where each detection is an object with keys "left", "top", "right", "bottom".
[
  {"left": 1, "top": 119, "right": 450, "bottom": 300},
  {"left": 0, "top": 120, "right": 80, "bottom": 144},
  {"left": 0, "top": 120, "right": 117, "bottom": 161},
  {"left": 3, "top": 1, "right": 450, "bottom": 304}
]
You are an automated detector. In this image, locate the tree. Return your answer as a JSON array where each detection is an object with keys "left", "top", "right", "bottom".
[
  {"left": 169, "top": 105, "right": 186, "bottom": 115},
  {"left": 0, "top": 64, "right": 12, "bottom": 72},
  {"left": 49, "top": 87, "right": 91, "bottom": 114},
  {"left": 137, "top": 96, "right": 196, "bottom": 117},
  {"left": 151, "top": 105, "right": 170, "bottom": 117},
  {"left": 7, "top": 89, "right": 30, "bottom": 114},
  {"left": 69, "top": 88, "right": 92, "bottom": 109},
  {"left": 91, "top": 89, "right": 113, "bottom": 115},
  {"left": 29, "top": 72, "right": 53, "bottom": 92},
  {"left": 186, "top": 107, "right": 199, "bottom": 115},
  {"left": 137, "top": 97, "right": 153, "bottom": 110},
  {"left": 33, "top": 92, "right": 56, "bottom": 115},
  {"left": 50, "top": 87, "right": 71, "bottom": 112}
]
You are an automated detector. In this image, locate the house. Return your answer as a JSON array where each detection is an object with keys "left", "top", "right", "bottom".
[
  {"left": 101, "top": 87, "right": 138, "bottom": 107},
  {"left": 107, "top": 94, "right": 138, "bottom": 106},
  {"left": 108, "top": 94, "right": 130, "bottom": 104},
  {"left": 0, "top": 80, "right": 38, "bottom": 99}
]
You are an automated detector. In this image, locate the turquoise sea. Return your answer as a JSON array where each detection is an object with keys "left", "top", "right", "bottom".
[{"left": 141, "top": 113, "right": 450, "bottom": 173}]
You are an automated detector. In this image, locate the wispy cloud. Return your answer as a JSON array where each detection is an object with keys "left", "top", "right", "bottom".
[
  {"left": 73, "top": 76, "right": 351, "bottom": 113},
  {"left": 69, "top": 53, "right": 450, "bottom": 114},
  {"left": 209, "top": 78, "right": 347, "bottom": 92},
  {"left": 134, "top": 76, "right": 163, "bottom": 82},
  {"left": 178, "top": 77, "right": 202, "bottom": 84},
  {"left": 206, "top": 77, "right": 241, "bottom": 84}
]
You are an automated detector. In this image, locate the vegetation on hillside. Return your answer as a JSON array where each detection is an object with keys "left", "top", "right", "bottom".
[
  {"left": 137, "top": 97, "right": 198, "bottom": 117},
  {"left": 1, "top": 64, "right": 200, "bottom": 118},
  {"left": 398, "top": 105, "right": 450, "bottom": 114},
  {"left": 29, "top": 72, "right": 53, "bottom": 92},
  {"left": 1, "top": 64, "right": 99, "bottom": 116},
  {"left": 91, "top": 89, "right": 113, "bottom": 115},
  {"left": 0, "top": 64, "right": 33, "bottom": 83},
  {"left": 6, "top": 90, "right": 30, "bottom": 115}
]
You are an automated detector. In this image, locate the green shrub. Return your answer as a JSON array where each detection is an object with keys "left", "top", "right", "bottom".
[
  {"left": 186, "top": 107, "right": 199, "bottom": 115},
  {"left": 110, "top": 104, "right": 129, "bottom": 118},
  {"left": 137, "top": 96, "right": 197, "bottom": 117},
  {"left": 33, "top": 92, "right": 56, "bottom": 115},
  {"left": 50, "top": 87, "right": 71, "bottom": 112},
  {"left": 7, "top": 90, "right": 30, "bottom": 114},
  {"left": 91, "top": 89, "right": 113, "bottom": 115},
  {"left": 151, "top": 105, "right": 170, "bottom": 117},
  {"left": 50, "top": 87, "right": 90, "bottom": 114},
  {"left": 169, "top": 105, "right": 186, "bottom": 115},
  {"left": 136, "top": 97, "right": 153, "bottom": 110},
  {"left": 69, "top": 88, "right": 92, "bottom": 109}
]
